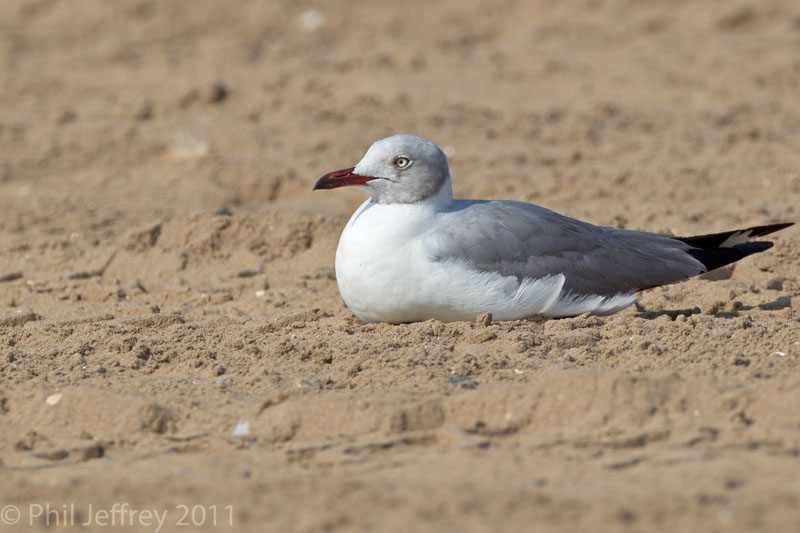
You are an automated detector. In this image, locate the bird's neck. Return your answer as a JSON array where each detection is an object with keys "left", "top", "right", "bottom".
[{"left": 426, "top": 176, "right": 454, "bottom": 209}]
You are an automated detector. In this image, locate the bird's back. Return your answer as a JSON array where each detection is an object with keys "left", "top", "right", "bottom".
[{"left": 429, "top": 199, "right": 706, "bottom": 297}]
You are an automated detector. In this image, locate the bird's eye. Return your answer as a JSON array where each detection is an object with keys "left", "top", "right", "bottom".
[{"left": 394, "top": 156, "right": 411, "bottom": 169}]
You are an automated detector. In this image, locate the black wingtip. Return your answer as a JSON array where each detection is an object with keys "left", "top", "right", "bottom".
[
  {"left": 677, "top": 222, "right": 793, "bottom": 273},
  {"left": 686, "top": 241, "right": 774, "bottom": 272},
  {"left": 678, "top": 222, "right": 793, "bottom": 248}
]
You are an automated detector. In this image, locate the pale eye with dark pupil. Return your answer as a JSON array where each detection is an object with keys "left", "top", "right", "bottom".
[{"left": 394, "top": 157, "right": 410, "bottom": 168}]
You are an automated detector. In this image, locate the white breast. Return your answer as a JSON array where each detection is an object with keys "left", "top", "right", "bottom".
[{"left": 335, "top": 199, "right": 440, "bottom": 323}]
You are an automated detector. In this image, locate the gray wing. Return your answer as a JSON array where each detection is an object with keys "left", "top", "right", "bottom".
[{"left": 429, "top": 200, "right": 705, "bottom": 296}]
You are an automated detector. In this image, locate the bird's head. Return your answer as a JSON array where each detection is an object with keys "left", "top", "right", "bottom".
[{"left": 314, "top": 134, "right": 451, "bottom": 204}]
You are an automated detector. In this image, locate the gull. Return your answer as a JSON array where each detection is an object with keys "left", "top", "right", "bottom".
[{"left": 314, "top": 134, "right": 792, "bottom": 323}]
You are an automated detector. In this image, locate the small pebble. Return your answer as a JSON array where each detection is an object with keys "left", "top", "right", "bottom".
[
  {"left": 296, "top": 378, "right": 319, "bottom": 390},
  {"left": 475, "top": 312, "right": 493, "bottom": 327},
  {"left": 46, "top": 393, "right": 64, "bottom": 406},
  {"left": 166, "top": 135, "right": 209, "bottom": 160},
  {"left": 299, "top": 9, "right": 324, "bottom": 32},
  {"left": 231, "top": 420, "right": 249, "bottom": 437},
  {"left": 449, "top": 376, "right": 478, "bottom": 389}
]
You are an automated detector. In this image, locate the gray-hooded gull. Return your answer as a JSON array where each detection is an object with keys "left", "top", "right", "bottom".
[{"left": 314, "top": 134, "right": 792, "bottom": 323}]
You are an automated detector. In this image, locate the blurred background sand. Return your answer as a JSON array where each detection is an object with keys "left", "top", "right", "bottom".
[{"left": 1, "top": 1, "right": 800, "bottom": 531}]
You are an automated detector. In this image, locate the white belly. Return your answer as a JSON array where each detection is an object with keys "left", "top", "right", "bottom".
[{"left": 334, "top": 200, "right": 635, "bottom": 323}]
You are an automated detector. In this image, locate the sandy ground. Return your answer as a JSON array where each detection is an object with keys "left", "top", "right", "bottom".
[{"left": 1, "top": 0, "right": 800, "bottom": 531}]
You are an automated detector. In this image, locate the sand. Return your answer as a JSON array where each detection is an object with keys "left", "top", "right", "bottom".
[{"left": 1, "top": 0, "right": 800, "bottom": 531}]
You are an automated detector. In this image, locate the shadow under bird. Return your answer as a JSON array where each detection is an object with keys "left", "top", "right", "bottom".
[{"left": 314, "top": 134, "right": 792, "bottom": 323}]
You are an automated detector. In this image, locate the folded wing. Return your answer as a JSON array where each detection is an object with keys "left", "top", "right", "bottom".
[{"left": 429, "top": 200, "right": 790, "bottom": 297}]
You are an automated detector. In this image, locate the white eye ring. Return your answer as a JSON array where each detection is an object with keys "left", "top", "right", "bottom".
[{"left": 394, "top": 156, "right": 411, "bottom": 168}]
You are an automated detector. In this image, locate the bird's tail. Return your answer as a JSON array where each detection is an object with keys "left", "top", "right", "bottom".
[{"left": 677, "top": 222, "right": 793, "bottom": 272}]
